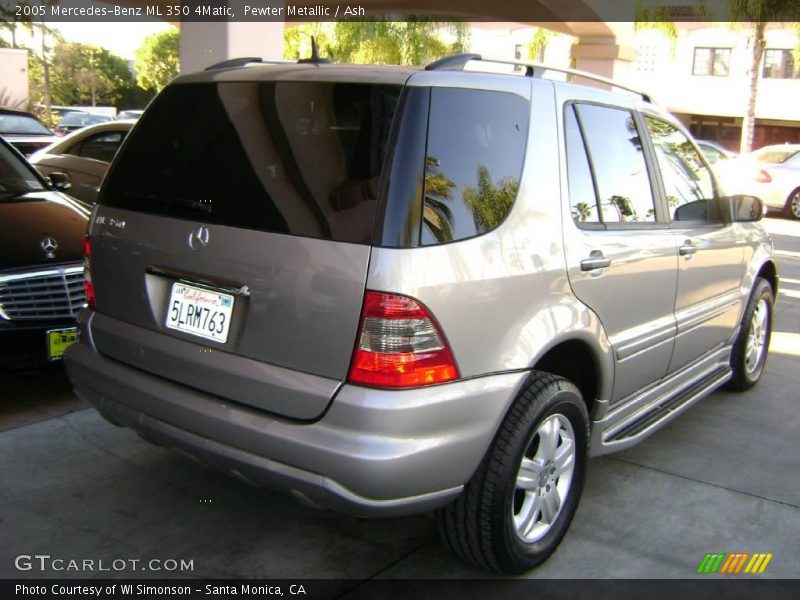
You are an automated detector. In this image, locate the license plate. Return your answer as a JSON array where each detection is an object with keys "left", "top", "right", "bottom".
[
  {"left": 165, "top": 282, "right": 234, "bottom": 343},
  {"left": 47, "top": 327, "right": 78, "bottom": 361}
]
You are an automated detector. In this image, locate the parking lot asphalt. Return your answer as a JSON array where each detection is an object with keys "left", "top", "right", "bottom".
[{"left": 1, "top": 217, "right": 798, "bottom": 581}]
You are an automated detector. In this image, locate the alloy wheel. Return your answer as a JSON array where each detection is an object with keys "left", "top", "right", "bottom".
[
  {"left": 512, "top": 413, "right": 576, "bottom": 543},
  {"left": 745, "top": 298, "right": 769, "bottom": 375}
]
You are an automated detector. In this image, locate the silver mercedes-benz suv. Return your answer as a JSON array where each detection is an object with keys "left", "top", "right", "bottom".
[{"left": 65, "top": 54, "right": 778, "bottom": 574}]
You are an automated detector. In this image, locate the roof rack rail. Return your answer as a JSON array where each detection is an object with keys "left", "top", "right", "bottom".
[
  {"left": 425, "top": 53, "right": 654, "bottom": 103},
  {"left": 205, "top": 57, "right": 296, "bottom": 71}
]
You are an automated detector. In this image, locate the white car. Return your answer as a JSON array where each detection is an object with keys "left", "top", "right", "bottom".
[
  {"left": 29, "top": 120, "right": 136, "bottom": 204},
  {"left": 716, "top": 144, "right": 800, "bottom": 219}
]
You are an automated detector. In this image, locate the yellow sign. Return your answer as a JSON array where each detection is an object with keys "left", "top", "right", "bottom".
[{"left": 47, "top": 328, "right": 79, "bottom": 360}]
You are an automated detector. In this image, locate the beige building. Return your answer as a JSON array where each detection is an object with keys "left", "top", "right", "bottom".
[{"left": 463, "top": 22, "right": 800, "bottom": 152}]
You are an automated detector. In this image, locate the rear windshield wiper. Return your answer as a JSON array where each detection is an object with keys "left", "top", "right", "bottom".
[{"left": 121, "top": 192, "right": 214, "bottom": 215}]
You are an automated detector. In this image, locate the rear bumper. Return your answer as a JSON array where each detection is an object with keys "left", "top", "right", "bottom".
[{"left": 64, "top": 323, "right": 526, "bottom": 517}]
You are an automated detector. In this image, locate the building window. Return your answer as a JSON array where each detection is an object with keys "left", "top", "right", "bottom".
[
  {"left": 763, "top": 49, "right": 798, "bottom": 79},
  {"left": 636, "top": 44, "right": 658, "bottom": 72},
  {"left": 692, "top": 48, "right": 731, "bottom": 76}
]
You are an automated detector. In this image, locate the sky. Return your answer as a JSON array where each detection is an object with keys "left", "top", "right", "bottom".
[{"left": 51, "top": 21, "right": 174, "bottom": 59}]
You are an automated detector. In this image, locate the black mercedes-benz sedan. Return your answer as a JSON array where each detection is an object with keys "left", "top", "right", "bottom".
[{"left": 0, "top": 137, "right": 90, "bottom": 370}]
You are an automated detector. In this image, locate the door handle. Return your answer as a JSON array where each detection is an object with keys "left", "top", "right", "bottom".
[
  {"left": 580, "top": 252, "right": 611, "bottom": 271},
  {"left": 679, "top": 241, "right": 697, "bottom": 256}
]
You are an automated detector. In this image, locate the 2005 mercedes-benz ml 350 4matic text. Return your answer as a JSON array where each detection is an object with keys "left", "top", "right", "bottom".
[{"left": 65, "top": 54, "right": 778, "bottom": 574}]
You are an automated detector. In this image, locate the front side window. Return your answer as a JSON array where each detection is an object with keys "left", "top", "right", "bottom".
[
  {"left": 421, "top": 88, "right": 529, "bottom": 245},
  {"left": 692, "top": 48, "right": 731, "bottom": 77},
  {"left": 644, "top": 116, "right": 719, "bottom": 223},
  {"left": 763, "top": 49, "right": 798, "bottom": 79},
  {"left": 572, "top": 104, "right": 657, "bottom": 224}
]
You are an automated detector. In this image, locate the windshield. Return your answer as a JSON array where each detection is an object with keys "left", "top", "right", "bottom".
[
  {"left": 0, "top": 113, "right": 52, "bottom": 136},
  {"left": 60, "top": 113, "right": 111, "bottom": 126},
  {"left": 753, "top": 148, "right": 799, "bottom": 164},
  {"left": 0, "top": 142, "right": 46, "bottom": 195}
]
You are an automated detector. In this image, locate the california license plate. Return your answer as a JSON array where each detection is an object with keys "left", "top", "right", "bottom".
[
  {"left": 47, "top": 327, "right": 78, "bottom": 361},
  {"left": 165, "top": 282, "right": 234, "bottom": 343}
]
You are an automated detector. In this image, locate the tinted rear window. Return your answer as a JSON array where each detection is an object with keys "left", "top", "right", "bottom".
[{"left": 101, "top": 82, "right": 402, "bottom": 243}]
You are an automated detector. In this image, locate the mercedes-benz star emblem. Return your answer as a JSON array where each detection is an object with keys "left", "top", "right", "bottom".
[
  {"left": 188, "top": 225, "right": 210, "bottom": 251},
  {"left": 40, "top": 236, "right": 58, "bottom": 259}
]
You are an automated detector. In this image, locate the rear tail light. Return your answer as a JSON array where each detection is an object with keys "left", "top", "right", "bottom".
[
  {"left": 348, "top": 291, "right": 459, "bottom": 388},
  {"left": 83, "top": 234, "right": 96, "bottom": 309},
  {"left": 755, "top": 169, "right": 772, "bottom": 183}
]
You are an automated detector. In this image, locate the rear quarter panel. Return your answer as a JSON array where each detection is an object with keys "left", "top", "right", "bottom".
[{"left": 366, "top": 78, "right": 614, "bottom": 401}]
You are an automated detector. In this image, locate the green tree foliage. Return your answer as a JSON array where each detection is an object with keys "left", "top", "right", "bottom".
[
  {"left": 422, "top": 156, "right": 456, "bottom": 243},
  {"left": 463, "top": 166, "right": 519, "bottom": 232},
  {"left": 284, "top": 19, "right": 470, "bottom": 65},
  {"left": 527, "top": 27, "right": 553, "bottom": 61},
  {"left": 28, "top": 40, "right": 143, "bottom": 108},
  {"left": 0, "top": 0, "right": 34, "bottom": 48},
  {"left": 284, "top": 22, "right": 336, "bottom": 60},
  {"left": 134, "top": 29, "right": 179, "bottom": 92}
]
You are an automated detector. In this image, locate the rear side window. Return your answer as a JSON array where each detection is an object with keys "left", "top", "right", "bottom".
[
  {"left": 421, "top": 88, "right": 528, "bottom": 245},
  {"left": 67, "top": 131, "right": 126, "bottom": 163},
  {"left": 101, "top": 82, "right": 402, "bottom": 244}
]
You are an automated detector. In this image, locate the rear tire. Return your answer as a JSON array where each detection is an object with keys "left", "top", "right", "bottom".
[
  {"left": 727, "top": 277, "right": 773, "bottom": 391},
  {"left": 785, "top": 188, "right": 800, "bottom": 219},
  {"left": 436, "top": 372, "right": 588, "bottom": 574}
]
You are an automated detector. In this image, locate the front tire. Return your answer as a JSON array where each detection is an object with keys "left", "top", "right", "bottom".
[
  {"left": 436, "top": 372, "right": 589, "bottom": 574},
  {"left": 728, "top": 277, "right": 773, "bottom": 391},
  {"left": 785, "top": 188, "right": 800, "bottom": 219}
]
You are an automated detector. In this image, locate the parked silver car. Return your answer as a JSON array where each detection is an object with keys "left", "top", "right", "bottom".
[
  {"left": 29, "top": 120, "right": 135, "bottom": 204},
  {"left": 716, "top": 144, "right": 800, "bottom": 219},
  {"left": 64, "top": 55, "right": 778, "bottom": 574}
]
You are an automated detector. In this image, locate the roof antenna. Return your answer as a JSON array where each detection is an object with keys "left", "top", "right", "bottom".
[{"left": 298, "top": 36, "right": 330, "bottom": 65}]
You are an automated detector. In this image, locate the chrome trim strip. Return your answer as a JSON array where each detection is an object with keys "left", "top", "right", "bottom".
[
  {"left": 0, "top": 264, "right": 83, "bottom": 283},
  {"left": 611, "top": 316, "right": 677, "bottom": 361},
  {"left": 602, "top": 345, "right": 730, "bottom": 428},
  {"left": 591, "top": 369, "right": 731, "bottom": 456},
  {"left": 675, "top": 290, "right": 741, "bottom": 335}
]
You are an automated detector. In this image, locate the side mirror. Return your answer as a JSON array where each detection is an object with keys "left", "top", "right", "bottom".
[
  {"left": 48, "top": 172, "right": 72, "bottom": 191},
  {"left": 729, "top": 194, "right": 764, "bottom": 222}
]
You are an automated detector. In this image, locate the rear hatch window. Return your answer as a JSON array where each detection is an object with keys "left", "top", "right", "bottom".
[{"left": 101, "top": 81, "right": 402, "bottom": 244}]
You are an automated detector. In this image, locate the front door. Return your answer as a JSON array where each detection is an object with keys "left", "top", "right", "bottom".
[{"left": 641, "top": 115, "right": 745, "bottom": 373}]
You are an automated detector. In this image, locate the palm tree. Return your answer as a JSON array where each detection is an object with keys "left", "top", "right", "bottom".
[
  {"left": 636, "top": 2, "right": 800, "bottom": 154},
  {"left": 727, "top": 1, "right": 800, "bottom": 153},
  {"left": 573, "top": 202, "right": 593, "bottom": 222},
  {"left": 423, "top": 156, "right": 456, "bottom": 242},
  {"left": 463, "top": 166, "right": 519, "bottom": 233}
]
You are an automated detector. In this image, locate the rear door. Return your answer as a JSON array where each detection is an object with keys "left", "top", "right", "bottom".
[
  {"left": 90, "top": 79, "right": 403, "bottom": 419},
  {"left": 560, "top": 99, "right": 677, "bottom": 403},
  {"left": 641, "top": 115, "right": 744, "bottom": 373}
]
